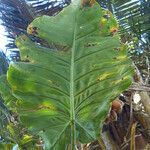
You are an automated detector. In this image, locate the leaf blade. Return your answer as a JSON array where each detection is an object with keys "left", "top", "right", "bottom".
[{"left": 7, "top": 1, "right": 134, "bottom": 149}]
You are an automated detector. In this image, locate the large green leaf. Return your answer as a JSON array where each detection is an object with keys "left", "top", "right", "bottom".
[{"left": 7, "top": 0, "right": 133, "bottom": 149}]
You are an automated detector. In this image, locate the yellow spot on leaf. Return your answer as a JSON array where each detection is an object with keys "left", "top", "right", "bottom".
[
  {"left": 97, "top": 73, "right": 112, "bottom": 81},
  {"left": 38, "top": 102, "right": 56, "bottom": 111},
  {"left": 100, "top": 18, "right": 107, "bottom": 26},
  {"left": 117, "top": 55, "right": 127, "bottom": 60},
  {"left": 16, "top": 41, "right": 21, "bottom": 47},
  {"left": 27, "top": 24, "right": 33, "bottom": 35},
  {"left": 112, "top": 79, "right": 122, "bottom": 85},
  {"left": 27, "top": 25, "right": 38, "bottom": 35},
  {"left": 48, "top": 80, "right": 53, "bottom": 84},
  {"left": 112, "top": 76, "right": 128, "bottom": 85},
  {"left": 12, "top": 86, "right": 17, "bottom": 90}
]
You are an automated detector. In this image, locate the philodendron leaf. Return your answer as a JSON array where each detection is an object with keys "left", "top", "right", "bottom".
[{"left": 7, "top": 0, "right": 133, "bottom": 149}]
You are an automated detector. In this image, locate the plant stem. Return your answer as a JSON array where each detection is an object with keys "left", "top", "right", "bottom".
[
  {"left": 98, "top": 137, "right": 106, "bottom": 150},
  {"left": 130, "top": 123, "right": 137, "bottom": 150},
  {"left": 71, "top": 120, "right": 76, "bottom": 150}
]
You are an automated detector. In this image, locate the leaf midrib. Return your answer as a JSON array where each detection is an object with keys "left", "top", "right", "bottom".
[{"left": 70, "top": 9, "right": 77, "bottom": 148}]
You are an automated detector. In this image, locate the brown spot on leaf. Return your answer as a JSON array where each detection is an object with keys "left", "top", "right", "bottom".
[
  {"left": 110, "top": 27, "right": 118, "bottom": 35},
  {"left": 27, "top": 25, "right": 38, "bottom": 35},
  {"left": 89, "top": 0, "right": 95, "bottom": 7},
  {"left": 82, "top": 0, "right": 95, "bottom": 7},
  {"left": 84, "top": 42, "right": 98, "bottom": 47},
  {"left": 113, "top": 57, "right": 117, "bottom": 60},
  {"left": 103, "top": 14, "right": 111, "bottom": 20}
]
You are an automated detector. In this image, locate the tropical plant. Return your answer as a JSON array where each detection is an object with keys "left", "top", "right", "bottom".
[{"left": 0, "top": 0, "right": 134, "bottom": 149}]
